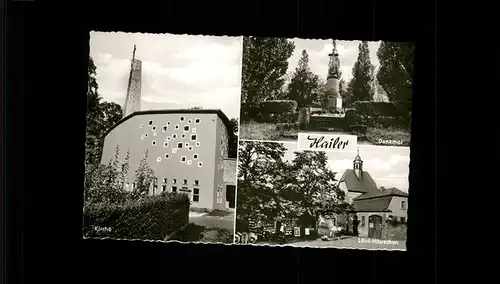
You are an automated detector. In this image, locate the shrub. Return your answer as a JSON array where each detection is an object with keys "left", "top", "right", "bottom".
[
  {"left": 260, "top": 100, "right": 298, "bottom": 114},
  {"left": 353, "top": 101, "right": 409, "bottom": 117},
  {"left": 83, "top": 193, "right": 190, "bottom": 240},
  {"left": 165, "top": 223, "right": 234, "bottom": 243},
  {"left": 275, "top": 122, "right": 298, "bottom": 132},
  {"left": 350, "top": 124, "right": 368, "bottom": 135}
]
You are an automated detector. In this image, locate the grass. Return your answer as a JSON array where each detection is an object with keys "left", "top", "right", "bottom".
[
  {"left": 207, "top": 209, "right": 232, "bottom": 217},
  {"left": 366, "top": 127, "right": 411, "bottom": 146},
  {"left": 240, "top": 121, "right": 298, "bottom": 141},
  {"left": 165, "top": 223, "right": 234, "bottom": 243}
]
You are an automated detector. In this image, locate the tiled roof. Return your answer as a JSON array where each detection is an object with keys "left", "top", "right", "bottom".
[
  {"left": 352, "top": 196, "right": 393, "bottom": 212},
  {"left": 338, "top": 169, "right": 379, "bottom": 193},
  {"left": 354, "top": 187, "right": 408, "bottom": 201}
]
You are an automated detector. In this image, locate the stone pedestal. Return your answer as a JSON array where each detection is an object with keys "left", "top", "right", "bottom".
[{"left": 298, "top": 107, "right": 310, "bottom": 130}]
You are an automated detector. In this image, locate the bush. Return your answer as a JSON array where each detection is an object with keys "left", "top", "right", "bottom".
[
  {"left": 350, "top": 124, "right": 368, "bottom": 135},
  {"left": 275, "top": 122, "right": 298, "bottom": 132},
  {"left": 83, "top": 193, "right": 190, "bottom": 240},
  {"left": 260, "top": 100, "right": 298, "bottom": 114},
  {"left": 165, "top": 223, "right": 234, "bottom": 243},
  {"left": 259, "top": 100, "right": 298, "bottom": 123},
  {"left": 353, "top": 101, "right": 409, "bottom": 117}
]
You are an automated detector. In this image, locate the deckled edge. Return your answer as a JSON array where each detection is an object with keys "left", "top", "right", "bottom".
[{"left": 82, "top": 236, "right": 406, "bottom": 251}]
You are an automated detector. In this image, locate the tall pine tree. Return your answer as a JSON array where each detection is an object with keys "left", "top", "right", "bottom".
[
  {"left": 240, "top": 37, "right": 295, "bottom": 119},
  {"left": 376, "top": 41, "right": 413, "bottom": 106},
  {"left": 347, "top": 41, "right": 375, "bottom": 103},
  {"left": 286, "top": 50, "right": 322, "bottom": 108}
]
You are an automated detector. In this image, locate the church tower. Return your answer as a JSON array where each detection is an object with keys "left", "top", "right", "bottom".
[
  {"left": 353, "top": 148, "right": 363, "bottom": 178},
  {"left": 326, "top": 40, "right": 343, "bottom": 111},
  {"left": 123, "top": 45, "right": 142, "bottom": 117}
]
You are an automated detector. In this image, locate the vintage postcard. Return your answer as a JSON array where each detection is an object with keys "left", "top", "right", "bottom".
[
  {"left": 83, "top": 32, "right": 242, "bottom": 244},
  {"left": 239, "top": 37, "right": 413, "bottom": 148},
  {"left": 235, "top": 140, "right": 409, "bottom": 250}
]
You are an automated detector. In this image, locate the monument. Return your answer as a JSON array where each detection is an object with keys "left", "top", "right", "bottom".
[
  {"left": 325, "top": 40, "right": 342, "bottom": 112},
  {"left": 123, "top": 45, "right": 142, "bottom": 117}
]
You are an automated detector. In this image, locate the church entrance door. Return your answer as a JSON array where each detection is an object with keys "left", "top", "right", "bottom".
[{"left": 368, "top": 215, "right": 382, "bottom": 239}]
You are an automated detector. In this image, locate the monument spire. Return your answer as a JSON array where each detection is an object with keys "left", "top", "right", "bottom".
[
  {"left": 123, "top": 45, "right": 142, "bottom": 117},
  {"left": 324, "top": 39, "right": 343, "bottom": 112},
  {"left": 327, "top": 39, "right": 340, "bottom": 79}
]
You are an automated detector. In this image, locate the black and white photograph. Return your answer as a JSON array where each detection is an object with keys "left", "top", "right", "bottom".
[
  {"left": 235, "top": 141, "right": 409, "bottom": 250},
  {"left": 83, "top": 32, "right": 242, "bottom": 244},
  {"left": 239, "top": 37, "right": 413, "bottom": 147}
]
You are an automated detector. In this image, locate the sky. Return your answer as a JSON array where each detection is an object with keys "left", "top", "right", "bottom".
[
  {"left": 281, "top": 143, "right": 410, "bottom": 192},
  {"left": 89, "top": 32, "right": 243, "bottom": 120},
  {"left": 287, "top": 39, "right": 381, "bottom": 84}
]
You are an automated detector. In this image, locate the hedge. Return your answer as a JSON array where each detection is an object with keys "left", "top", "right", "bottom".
[
  {"left": 353, "top": 101, "right": 410, "bottom": 117},
  {"left": 260, "top": 100, "right": 298, "bottom": 114},
  {"left": 83, "top": 193, "right": 190, "bottom": 240}
]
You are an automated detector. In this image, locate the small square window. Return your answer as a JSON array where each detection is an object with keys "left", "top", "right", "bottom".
[
  {"left": 196, "top": 142, "right": 201, "bottom": 147},
  {"left": 195, "top": 118, "right": 200, "bottom": 124},
  {"left": 162, "top": 185, "right": 167, "bottom": 192},
  {"left": 187, "top": 160, "right": 192, "bottom": 165},
  {"left": 162, "top": 126, "right": 167, "bottom": 132},
  {"left": 198, "top": 162, "right": 203, "bottom": 167},
  {"left": 140, "top": 124, "right": 144, "bottom": 128},
  {"left": 167, "top": 121, "right": 171, "bottom": 126},
  {"left": 192, "top": 128, "right": 197, "bottom": 133},
  {"left": 152, "top": 126, "right": 157, "bottom": 131},
  {"left": 194, "top": 180, "right": 199, "bottom": 186},
  {"left": 181, "top": 156, "right": 186, "bottom": 163},
  {"left": 191, "top": 134, "right": 197, "bottom": 141},
  {"left": 173, "top": 179, "right": 177, "bottom": 184},
  {"left": 152, "top": 140, "right": 156, "bottom": 146},
  {"left": 163, "top": 178, "right": 167, "bottom": 183},
  {"left": 156, "top": 157, "right": 161, "bottom": 162},
  {"left": 164, "top": 142, "right": 169, "bottom": 148},
  {"left": 180, "top": 116, "right": 185, "bottom": 122},
  {"left": 184, "top": 125, "right": 190, "bottom": 131},
  {"left": 183, "top": 179, "right": 188, "bottom": 185},
  {"left": 167, "top": 136, "right": 171, "bottom": 141},
  {"left": 188, "top": 146, "right": 193, "bottom": 151},
  {"left": 193, "top": 188, "right": 199, "bottom": 194},
  {"left": 188, "top": 119, "right": 192, "bottom": 124},
  {"left": 172, "top": 148, "right": 177, "bottom": 153},
  {"left": 193, "top": 194, "right": 199, "bottom": 202},
  {"left": 175, "top": 125, "right": 179, "bottom": 130},
  {"left": 172, "top": 186, "right": 177, "bottom": 193},
  {"left": 149, "top": 120, "right": 153, "bottom": 125},
  {"left": 145, "top": 133, "right": 148, "bottom": 137},
  {"left": 185, "top": 142, "right": 189, "bottom": 147},
  {"left": 182, "top": 134, "right": 185, "bottom": 138},
  {"left": 165, "top": 154, "right": 170, "bottom": 159},
  {"left": 193, "top": 154, "right": 198, "bottom": 160},
  {"left": 177, "top": 142, "right": 183, "bottom": 148},
  {"left": 153, "top": 132, "right": 158, "bottom": 136},
  {"left": 172, "top": 134, "right": 177, "bottom": 139}
]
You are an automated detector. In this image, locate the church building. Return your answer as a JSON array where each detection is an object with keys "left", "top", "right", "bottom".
[
  {"left": 99, "top": 46, "right": 237, "bottom": 211},
  {"left": 337, "top": 150, "right": 409, "bottom": 239}
]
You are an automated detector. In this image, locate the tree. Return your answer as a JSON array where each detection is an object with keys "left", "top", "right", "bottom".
[
  {"left": 236, "top": 141, "right": 288, "bottom": 230},
  {"left": 286, "top": 151, "right": 349, "bottom": 220},
  {"left": 347, "top": 41, "right": 375, "bottom": 103},
  {"left": 376, "top": 41, "right": 414, "bottom": 106},
  {"left": 228, "top": 118, "right": 239, "bottom": 158},
  {"left": 286, "top": 50, "right": 322, "bottom": 108},
  {"left": 134, "top": 150, "right": 155, "bottom": 196},
  {"left": 240, "top": 37, "right": 295, "bottom": 119},
  {"left": 85, "top": 56, "right": 124, "bottom": 165}
]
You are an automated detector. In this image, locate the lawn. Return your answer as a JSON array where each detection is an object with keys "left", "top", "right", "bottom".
[
  {"left": 240, "top": 122, "right": 298, "bottom": 141},
  {"left": 165, "top": 223, "right": 234, "bottom": 244}
]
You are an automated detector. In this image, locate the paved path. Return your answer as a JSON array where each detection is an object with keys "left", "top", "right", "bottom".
[
  {"left": 189, "top": 213, "right": 235, "bottom": 231},
  {"left": 259, "top": 236, "right": 406, "bottom": 250}
]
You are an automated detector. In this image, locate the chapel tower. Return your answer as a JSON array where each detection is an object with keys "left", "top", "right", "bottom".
[
  {"left": 353, "top": 148, "right": 363, "bottom": 178},
  {"left": 123, "top": 45, "right": 142, "bottom": 117},
  {"left": 326, "top": 40, "right": 343, "bottom": 111}
]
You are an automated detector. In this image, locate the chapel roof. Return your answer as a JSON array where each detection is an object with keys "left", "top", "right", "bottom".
[
  {"left": 338, "top": 169, "right": 379, "bottom": 194},
  {"left": 354, "top": 187, "right": 409, "bottom": 201},
  {"left": 351, "top": 196, "right": 393, "bottom": 212}
]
